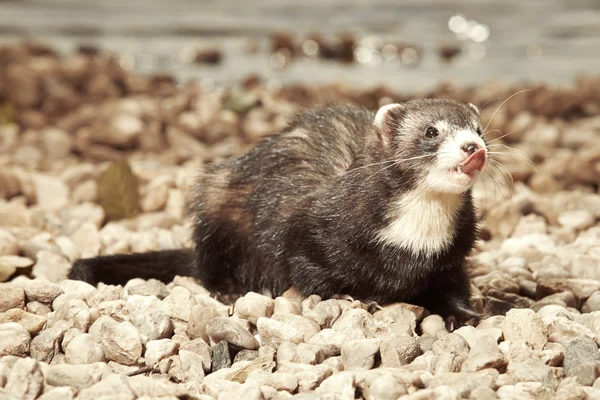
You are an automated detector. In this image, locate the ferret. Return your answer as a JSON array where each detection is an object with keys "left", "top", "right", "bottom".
[{"left": 70, "top": 98, "right": 488, "bottom": 327}]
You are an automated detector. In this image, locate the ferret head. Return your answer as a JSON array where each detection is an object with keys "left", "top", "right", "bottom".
[{"left": 373, "top": 98, "right": 487, "bottom": 194}]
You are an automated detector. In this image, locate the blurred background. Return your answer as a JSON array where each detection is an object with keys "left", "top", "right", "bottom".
[{"left": 2, "top": 0, "right": 600, "bottom": 92}]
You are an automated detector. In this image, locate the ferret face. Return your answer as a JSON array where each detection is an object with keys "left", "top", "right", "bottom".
[{"left": 374, "top": 99, "right": 487, "bottom": 194}]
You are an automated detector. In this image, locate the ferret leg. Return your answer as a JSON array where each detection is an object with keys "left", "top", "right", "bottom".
[{"left": 416, "top": 267, "right": 481, "bottom": 330}]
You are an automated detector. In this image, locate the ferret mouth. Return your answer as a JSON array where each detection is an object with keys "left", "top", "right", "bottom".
[
  {"left": 450, "top": 149, "right": 487, "bottom": 178},
  {"left": 459, "top": 149, "right": 487, "bottom": 175}
]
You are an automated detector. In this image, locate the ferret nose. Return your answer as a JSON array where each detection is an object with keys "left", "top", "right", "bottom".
[{"left": 461, "top": 142, "right": 480, "bottom": 155}]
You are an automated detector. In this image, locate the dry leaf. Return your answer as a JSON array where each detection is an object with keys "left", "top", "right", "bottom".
[
  {"left": 0, "top": 102, "right": 16, "bottom": 124},
  {"left": 226, "top": 354, "right": 273, "bottom": 383},
  {"left": 96, "top": 159, "right": 140, "bottom": 221}
]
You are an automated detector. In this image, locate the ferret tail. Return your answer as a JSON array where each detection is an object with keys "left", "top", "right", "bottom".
[{"left": 69, "top": 249, "right": 197, "bottom": 286}]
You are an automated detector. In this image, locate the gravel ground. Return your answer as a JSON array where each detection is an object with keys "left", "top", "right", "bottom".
[{"left": 1, "top": 42, "right": 600, "bottom": 400}]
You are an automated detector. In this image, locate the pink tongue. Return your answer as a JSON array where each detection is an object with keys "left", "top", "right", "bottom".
[{"left": 460, "top": 149, "right": 486, "bottom": 174}]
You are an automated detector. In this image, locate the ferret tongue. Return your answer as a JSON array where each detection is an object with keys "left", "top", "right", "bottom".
[{"left": 460, "top": 149, "right": 486, "bottom": 174}]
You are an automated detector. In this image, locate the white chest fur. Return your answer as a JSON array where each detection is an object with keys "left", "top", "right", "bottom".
[{"left": 377, "top": 190, "right": 463, "bottom": 254}]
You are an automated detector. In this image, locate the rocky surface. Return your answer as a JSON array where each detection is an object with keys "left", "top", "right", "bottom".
[{"left": 1, "top": 41, "right": 600, "bottom": 399}]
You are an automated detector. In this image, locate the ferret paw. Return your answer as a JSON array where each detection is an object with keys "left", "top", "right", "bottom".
[
  {"left": 444, "top": 308, "right": 482, "bottom": 332},
  {"left": 331, "top": 294, "right": 354, "bottom": 302},
  {"left": 330, "top": 295, "right": 382, "bottom": 313}
]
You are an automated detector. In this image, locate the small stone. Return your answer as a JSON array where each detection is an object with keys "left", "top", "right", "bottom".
[
  {"left": 0, "top": 255, "right": 34, "bottom": 281},
  {"left": 564, "top": 337, "right": 600, "bottom": 386},
  {"left": 276, "top": 341, "right": 297, "bottom": 364},
  {"left": 274, "top": 297, "right": 301, "bottom": 315},
  {"left": 26, "top": 301, "right": 51, "bottom": 315},
  {"left": 187, "top": 305, "right": 220, "bottom": 342},
  {"left": 501, "top": 308, "right": 547, "bottom": 350},
  {"left": 128, "top": 295, "right": 173, "bottom": 344},
  {"left": 545, "top": 316, "right": 596, "bottom": 347},
  {"left": 45, "top": 363, "right": 112, "bottom": 389},
  {"left": 161, "top": 286, "right": 197, "bottom": 321},
  {"left": 295, "top": 343, "right": 325, "bottom": 365},
  {"left": 454, "top": 326, "right": 503, "bottom": 348},
  {"left": 0, "top": 309, "right": 46, "bottom": 334},
  {"left": 469, "top": 387, "right": 498, "bottom": 400},
  {"left": 341, "top": 339, "right": 381, "bottom": 371},
  {"left": 425, "top": 370, "right": 497, "bottom": 397},
  {"left": 331, "top": 308, "right": 375, "bottom": 340},
  {"left": 91, "top": 316, "right": 142, "bottom": 365},
  {"left": 584, "top": 291, "right": 600, "bottom": 313},
  {"left": 30, "top": 323, "right": 66, "bottom": 363},
  {"left": 178, "top": 349, "right": 205, "bottom": 384},
  {"left": 0, "top": 322, "right": 31, "bottom": 357},
  {"left": 362, "top": 373, "right": 408, "bottom": 400},
  {"left": 70, "top": 222, "right": 101, "bottom": 258},
  {"left": 22, "top": 279, "right": 63, "bottom": 303},
  {"left": 257, "top": 317, "right": 304, "bottom": 349},
  {"left": 294, "top": 365, "right": 333, "bottom": 392},
  {"left": 47, "top": 298, "right": 90, "bottom": 331},
  {"left": 33, "top": 174, "right": 69, "bottom": 210},
  {"left": 4, "top": 357, "right": 44, "bottom": 400},
  {"left": 308, "top": 328, "right": 348, "bottom": 358},
  {"left": 65, "top": 333, "right": 105, "bottom": 364},
  {"left": 0, "top": 229, "right": 19, "bottom": 256},
  {"left": 211, "top": 340, "right": 231, "bottom": 373},
  {"left": 145, "top": 339, "right": 179, "bottom": 367},
  {"left": 234, "top": 349, "right": 259, "bottom": 363},
  {"left": 235, "top": 292, "right": 275, "bottom": 325},
  {"left": 246, "top": 370, "right": 298, "bottom": 392},
  {"left": 37, "top": 388, "right": 77, "bottom": 400},
  {"left": 271, "top": 313, "right": 321, "bottom": 342},
  {"left": 181, "top": 338, "right": 212, "bottom": 372},
  {"left": 462, "top": 336, "right": 507, "bottom": 373},
  {"left": 315, "top": 371, "right": 355, "bottom": 399},
  {"left": 420, "top": 315, "right": 447, "bottom": 337},
  {"left": 207, "top": 316, "right": 259, "bottom": 350},
  {"left": 97, "top": 300, "right": 129, "bottom": 322},
  {"left": 76, "top": 373, "right": 135, "bottom": 400},
  {"left": 539, "top": 342, "right": 565, "bottom": 367},
  {"left": 32, "top": 251, "right": 71, "bottom": 282},
  {"left": 304, "top": 299, "right": 342, "bottom": 329},
  {"left": 507, "top": 358, "right": 557, "bottom": 387},
  {"left": 558, "top": 210, "right": 595, "bottom": 231},
  {"left": 125, "top": 279, "right": 168, "bottom": 298},
  {"left": 496, "top": 382, "right": 552, "bottom": 399},
  {"left": 389, "top": 336, "right": 421, "bottom": 364},
  {"left": 0, "top": 283, "right": 25, "bottom": 312}
]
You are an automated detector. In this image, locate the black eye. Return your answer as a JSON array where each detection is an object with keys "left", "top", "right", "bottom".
[
  {"left": 425, "top": 126, "right": 439, "bottom": 138},
  {"left": 476, "top": 128, "right": 482, "bottom": 136}
]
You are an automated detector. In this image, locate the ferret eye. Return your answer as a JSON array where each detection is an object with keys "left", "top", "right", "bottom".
[
  {"left": 425, "top": 127, "right": 439, "bottom": 139},
  {"left": 476, "top": 128, "right": 482, "bottom": 136}
]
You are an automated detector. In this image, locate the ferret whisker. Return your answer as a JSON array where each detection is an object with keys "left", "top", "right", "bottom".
[
  {"left": 480, "top": 96, "right": 503, "bottom": 109},
  {"left": 485, "top": 130, "right": 518, "bottom": 144},
  {"left": 488, "top": 159, "right": 515, "bottom": 195},
  {"left": 346, "top": 159, "right": 405, "bottom": 173},
  {"left": 481, "top": 170, "right": 489, "bottom": 211},
  {"left": 481, "top": 170, "right": 498, "bottom": 204},
  {"left": 485, "top": 165, "right": 510, "bottom": 205},
  {"left": 482, "top": 88, "right": 531, "bottom": 135},
  {"left": 487, "top": 161, "right": 514, "bottom": 199},
  {"left": 489, "top": 159, "right": 529, "bottom": 198},
  {"left": 488, "top": 151, "right": 537, "bottom": 171},
  {"left": 359, "top": 154, "right": 437, "bottom": 186},
  {"left": 481, "top": 129, "right": 502, "bottom": 139},
  {"left": 486, "top": 144, "right": 534, "bottom": 159}
]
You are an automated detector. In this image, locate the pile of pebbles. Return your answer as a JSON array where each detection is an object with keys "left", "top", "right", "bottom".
[{"left": 1, "top": 41, "right": 600, "bottom": 399}]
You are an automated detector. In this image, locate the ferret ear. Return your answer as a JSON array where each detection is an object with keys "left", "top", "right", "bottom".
[
  {"left": 468, "top": 103, "right": 480, "bottom": 115},
  {"left": 373, "top": 103, "right": 406, "bottom": 146}
]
